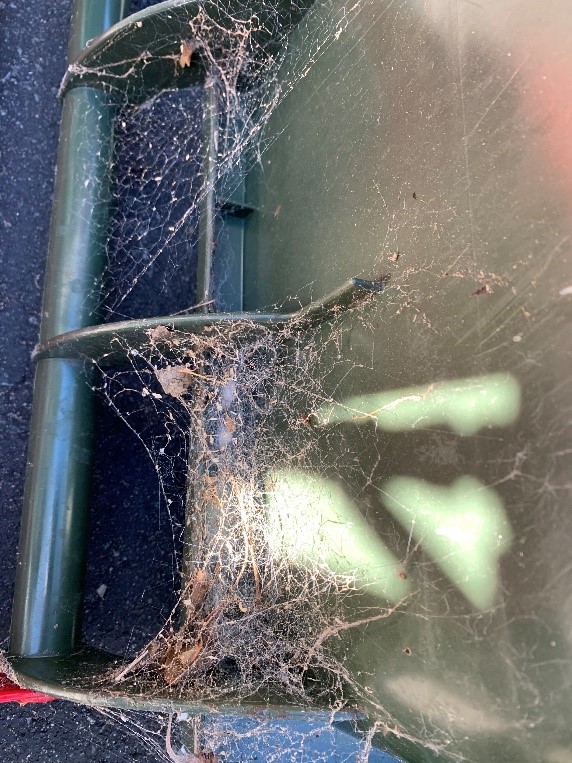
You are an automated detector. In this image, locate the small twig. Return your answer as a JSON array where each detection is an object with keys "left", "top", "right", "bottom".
[
  {"left": 169, "top": 299, "right": 216, "bottom": 316},
  {"left": 112, "top": 644, "right": 153, "bottom": 683},
  {"left": 302, "top": 594, "right": 417, "bottom": 674},
  {"left": 166, "top": 714, "right": 204, "bottom": 762}
]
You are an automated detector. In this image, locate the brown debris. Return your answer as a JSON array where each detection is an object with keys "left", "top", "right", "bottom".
[
  {"left": 163, "top": 638, "right": 204, "bottom": 685},
  {"left": 179, "top": 41, "right": 195, "bottom": 69},
  {"left": 184, "top": 569, "right": 211, "bottom": 617},
  {"left": 147, "top": 325, "right": 174, "bottom": 343},
  {"left": 155, "top": 365, "right": 194, "bottom": 398},
  {"left": 155, "top": 365, "right": 213, "bottom": 399}
]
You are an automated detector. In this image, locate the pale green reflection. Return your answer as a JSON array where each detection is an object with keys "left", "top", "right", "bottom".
[
  {"left": 266, "top": 469, "right": 410, "bottom": 602},
  {"left": 378, "top": 476, "right": 512, "bottom": 610},
  {"left": 385, "top": 675, "right": 510, "bottom": 733},
  {"left": 315, "top": 373, "right": 521, "bottom": 435}
]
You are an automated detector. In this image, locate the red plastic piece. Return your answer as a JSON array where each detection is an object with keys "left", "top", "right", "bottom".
[{"left": 0, "top": 673, "right": 54, "bottom": 705}]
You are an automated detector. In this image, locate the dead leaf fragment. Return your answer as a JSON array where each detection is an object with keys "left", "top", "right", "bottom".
[
  {"left": 223, "top": 414, "right": 236, "bottom": 433},
  {"left": 155, "top": 365, "right": 193, "bottom": 398},
  {"left": 185, "top": 569, "right": 210, "bottom": 614},
  {"left": 179, "top": 41, "right": 195, "bottom": 68},
  {"left": 163, "top": 639, "right": 204, "bottom": 685},
  {"left": 147, "top": 325, "right": 173, "bottom": 343}
]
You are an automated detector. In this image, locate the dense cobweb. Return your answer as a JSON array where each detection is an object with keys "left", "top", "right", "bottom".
[
  {"left": 73, "top": 1, "right": 418, "bottom": 760},
  {"left": 95, "top": 0, "right": 364, "bottom": 320}
]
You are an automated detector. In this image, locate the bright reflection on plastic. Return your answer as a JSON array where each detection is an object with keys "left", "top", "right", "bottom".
[
  {"left": 314, "top": 373, "right": 521, "bottom": 435},
  {"left": 378, "top": 476, "right": 513, "bottom": 610},
  {"left": 266, "top": 469, "right": 411, "bottom": 602},
  {"left": 384, "top": 674, "right": 510, "bottom": 734}
]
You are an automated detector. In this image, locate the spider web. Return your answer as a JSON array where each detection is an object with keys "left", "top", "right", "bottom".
[{"left": 19, "top": 0, "right": 572, "bottom": 761}]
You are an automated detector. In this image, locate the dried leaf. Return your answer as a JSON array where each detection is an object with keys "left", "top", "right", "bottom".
[
  {"left": 179, "top": 639, "right": 203, "bottom": 668},
  {"left": 187, "top": 568, "right": 210, "bottom": 611},
  {"left": 163, "top": 639, "right": 203, "bottom": 685},
  {"left": 179, "top": 41, "right": 195, "bottom": 68},
  {"left": 147, "top": 325, "right": 173, "bottom": 343},
  {"left": 223, "top": 414, "right": 236, "bottom": 433},
  {"left": 155, "top": 366, "right": 193, "bottom": 398}
]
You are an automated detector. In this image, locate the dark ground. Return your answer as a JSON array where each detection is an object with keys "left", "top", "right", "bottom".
[{"left": 0, "top": 1, "right": 172, "bottom": 760}]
